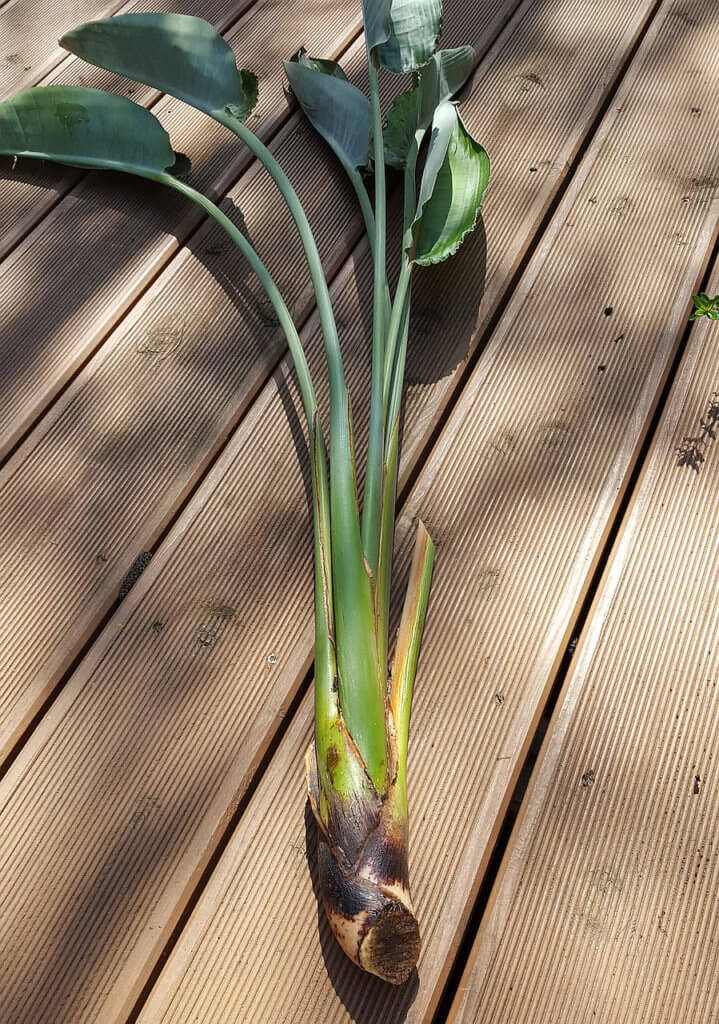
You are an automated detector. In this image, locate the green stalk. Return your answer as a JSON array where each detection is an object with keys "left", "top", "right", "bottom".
[
  {"left": 375, "top": 130, "right": 422, "bottom": 659},
  {"left": 345, "top": 163, "right": 376, "bottom": 249},
  {"left": 382, "top": 258, "right": 412, "bottom": 413},
  {"left": 376, "top": 293, "right": 410, "bottom": 673},
  {"left": 383, "top": 127, "right": 423, "bottom": 413},
  {"left": 215, "top": 111, "right": 341, "bottom": 368},
  {"left": 361, "top": 53, "right": 388, "bottom": 578},
  {"left": 346, "top": 162, "right": 391, "bottom": 322},
  {"left": 156, "top": 172, "right": 318, "bottom": 429},
  {"left": 214, "top": 112, "right": 388, "bottom": 792},
  {"left": 389, "top": 521, "right": 435, "bottom": 818}
]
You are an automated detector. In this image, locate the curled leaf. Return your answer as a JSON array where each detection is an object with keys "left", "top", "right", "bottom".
[
  {"left": 384, "top": 45, "right": 475, "bottom": 167},
  {"left": 411, "top": 101, "right": 490, "bottom": 265},
  {"left": 61, "top": 13, "right": 258, "bottom": 121},
  {"left": 362, "top": 0, "right": 443, "bottom": 73}
]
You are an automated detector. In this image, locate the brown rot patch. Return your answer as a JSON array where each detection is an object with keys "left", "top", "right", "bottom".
[
  {"left": 359, "top": 901, "right": 420, "bottom": 984},
  {"left": 327, "top": 745, "right": 340, "bottom": 773}
]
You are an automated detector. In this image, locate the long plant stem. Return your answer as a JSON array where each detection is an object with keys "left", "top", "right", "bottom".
[
  {"left": 156, "top": 172, "right": 318, "bottom": 429},
  {"left": 376, "top": 291, "right": 410, "bottom": 673},
  {"left": 361, "top": 53, "right": 388, "bottom": 578},
  {"left": 382, "top": 258, "right": 412, "bottom": 412},
  {"left": 345, "top": 164, "right": 376, "bottom": 249},
  {"left": 214, "top": 113, "right": 387, "bottom": 790},
  {"left": 346, "top": 162, "right": 391, "bottom": 321},
  {"left": 375, "top": 131, "right": 422, "bottom": 654}
]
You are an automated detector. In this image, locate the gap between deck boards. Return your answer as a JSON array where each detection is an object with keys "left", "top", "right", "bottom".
[
  {"left": 126, "top": 0, "right": 718, "bottom": 1019},
  {"left": 433, "top": 230, "right": 719, "bottom": 1023},
  {"left": 0, "top": 0, "right": 716, "bottom": 1019}
]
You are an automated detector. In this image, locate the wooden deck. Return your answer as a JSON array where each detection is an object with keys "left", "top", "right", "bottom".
[{"left": 0, "top": 0, "right": 716, "bottom": 1021}]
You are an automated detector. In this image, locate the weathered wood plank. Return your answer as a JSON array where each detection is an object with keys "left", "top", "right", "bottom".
[
  {"left": 0, "top": 0, "right": 127, "bottom": 100},
  {"left": 130, "top": 2, "right": 717, "bottom": 1021},
  {"left": 449, "top": 262, "right": 719, "bottom": 1023},
  {"left": 0, "top": 0, "right": 265, "bottom": 261},
  {"left": 0, "top": 0, "right": 687, "bottom": 1021},
  {"left": 0, "top": 0, "right": 364, "bottom": 458},
  {"left": 0, "top": 0, "right": 519, "bottom": 766}
]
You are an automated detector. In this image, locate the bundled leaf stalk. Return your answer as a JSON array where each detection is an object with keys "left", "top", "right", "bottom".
[{"left": 0, "top": 3, "right": 488, "bottom": 984}]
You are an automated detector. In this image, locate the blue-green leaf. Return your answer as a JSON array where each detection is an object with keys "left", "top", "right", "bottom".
[
  {"left": 384, "top": 88, "right": 420, "bottom": 169},
  {"left": 384, "top": 45, "right": 475, "bottom": 167},
  {"left": 364, "top": 0, "right": 443, "bottom": 73},
  {"left": 60, "top": 13, "right": 258, "bottom": 121},
  {"left": 0, "top": 85, "right": 181, "bottom": 175},
  {"left": 376, "top": 0, "right": 442, "bottom": 73},
  {"left": 411, "top": 102, "right": 490, "bottom": 265},
  {"left": 284, "top": 59, "right": 371, "bottom": 170}
]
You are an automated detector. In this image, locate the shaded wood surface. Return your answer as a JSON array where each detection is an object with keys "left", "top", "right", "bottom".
[
  {"left": 0, "top": 0, "right": 716, "bottom": 1021},
  {"left": 450, "top": 254, "right": 719, "bottom": 1024}
]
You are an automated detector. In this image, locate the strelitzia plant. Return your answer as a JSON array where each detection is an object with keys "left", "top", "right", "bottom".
[{"left": 0, "top": 5, "right": 489, "bottom": 983}]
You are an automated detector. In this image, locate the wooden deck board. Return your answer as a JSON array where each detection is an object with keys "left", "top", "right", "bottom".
[
  {"left": 0, "top": 0, "right": 265, "bottom": 261},
  {"left": 449, "top": 262, "right": 719, "bottom": 1024},
  {"left": 0, "top": 0, "right": 529, "bottom": 767},
  {"left": 0, "top": 0, "right": 364, "bottom": 460},
  {"left": 131, "top": 1, "right": 718, "bottom": 1020},
  {"left": 0, "top": 0, "right": 127, "bottom": 101},
  {"left": 0, "top": 0, "right": 676, "bottom": 1020}
]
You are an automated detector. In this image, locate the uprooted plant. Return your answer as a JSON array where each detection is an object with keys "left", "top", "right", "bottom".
[{"left": 0, "top": 5, "right": 489, "bottom": 983}]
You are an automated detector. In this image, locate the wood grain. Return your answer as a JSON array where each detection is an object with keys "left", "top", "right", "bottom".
[
  {"left": 0, "top": 0, "right": 266, "bottom": 260},
  {"left": 133, "top": 1, "right": 718, "bottom": 1019},
  {"left": 0, "top": 0, "right": 703, "bottom": 1020},
  {"left": 449, "top": 263, "right": 719, "bottom": 1024}
]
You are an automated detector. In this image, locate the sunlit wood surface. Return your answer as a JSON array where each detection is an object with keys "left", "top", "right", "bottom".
[{"left": 0, "top": 0, "right": 716, "bottom": 1021}]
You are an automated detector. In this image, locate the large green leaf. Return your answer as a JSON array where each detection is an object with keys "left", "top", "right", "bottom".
[
  {"left": 384, "top": 45, "right": 474, "bottom": 167},
  {"left": 0, "top": 85, "right": 182, "bottom": 175},
  {"left": 284, "top": 58, "right": 371, "bottom": 171},
  {"left": 411, "top": 101, "right": 490, "bottom": 265},
  {"left": 363, "top": 0, "right": 443, "bottom": 73},
  {"left": 60, "top": 13, "right": 257, "bottom": 121}
]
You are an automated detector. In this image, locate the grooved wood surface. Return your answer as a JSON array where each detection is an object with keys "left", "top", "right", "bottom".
[
  {"left": 449, "top": 261, "right": 719, "bottom": 1024},
  {"left": 0, "top": 0, "right": 524, "bottom": 766},
  {"left": 0, "top": 25, "right": 369, "bottom": 764},
  {"left": 0, "top": 0, "right": 263, "bottom": 261},
  {"left": 129, "top": 1, "right": 718, "bottom": 1021},
  {"left": 0, "top": 0, "right": 127, "bottom": 100},
  {"left": 0, "top": 0, "right": 363, "bottom": 459},
  {"left": 0, "top": 0, "right": 675, "bottom": 1021}
]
